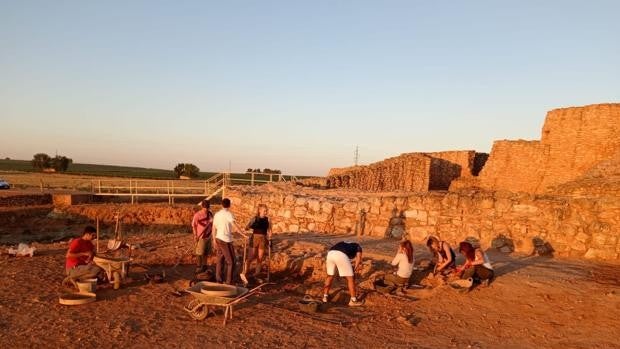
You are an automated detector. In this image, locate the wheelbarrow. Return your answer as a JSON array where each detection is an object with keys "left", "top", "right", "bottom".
[
  {"left": 93, "top": 255, "right": 131, "bottom": 290},
  {"left": 184, "top": 282, "right": 266, "bottom": 325}
]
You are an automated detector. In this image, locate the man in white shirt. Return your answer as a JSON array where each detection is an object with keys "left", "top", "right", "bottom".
[{"left": 212, "top": 198, "right": 244, "bottom": 284}]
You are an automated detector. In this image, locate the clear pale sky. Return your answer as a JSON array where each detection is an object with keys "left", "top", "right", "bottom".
[{"left": 1, "top": 1, "right": 619, "bottom": 176}]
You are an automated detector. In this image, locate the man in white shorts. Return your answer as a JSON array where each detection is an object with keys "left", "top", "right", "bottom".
[{"left": 322, "top": 241, "right": 364, "bottom": 306}]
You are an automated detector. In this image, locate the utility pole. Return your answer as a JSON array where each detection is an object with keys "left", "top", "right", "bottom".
[{"left": 354, "top": 145, "right": 359, "bottom": 166}]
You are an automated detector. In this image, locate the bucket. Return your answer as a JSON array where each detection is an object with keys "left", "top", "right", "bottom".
[{"left": 76, "top": 278, "right": 97, "bottom": 293}]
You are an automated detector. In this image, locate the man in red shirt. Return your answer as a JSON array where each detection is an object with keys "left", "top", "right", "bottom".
[{"left": 65, "top": 226, "right": 101, "bottom": 283}]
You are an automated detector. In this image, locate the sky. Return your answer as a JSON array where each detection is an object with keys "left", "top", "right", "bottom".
[{"left": 1, "top": 1, "right": 619, "bottom": 176}]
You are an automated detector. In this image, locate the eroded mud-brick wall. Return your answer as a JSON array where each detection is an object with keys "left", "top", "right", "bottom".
[
  {"left": 228, "top": 185, "right": 620, "bottom": 261},
  {"left": 477, "top": 103, "right": 620, "bottom": 193}
]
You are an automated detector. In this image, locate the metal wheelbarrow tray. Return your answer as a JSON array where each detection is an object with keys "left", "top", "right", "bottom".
[
  {"left": 184, "top": 281, "right": 264, "bottom": 325},
  {"left": 93, "top": 255, "right": 131, "bottom": 290}
]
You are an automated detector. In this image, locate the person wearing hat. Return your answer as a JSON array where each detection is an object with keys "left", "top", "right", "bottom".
[
  {"left": 64, "top": 225, "right": 101, "bottom": 282},
  {"left": 192, "top": 199, "right": 214, "bottom": 273}
]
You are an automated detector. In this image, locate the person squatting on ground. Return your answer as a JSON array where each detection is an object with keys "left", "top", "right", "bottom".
[
  {"left": 427, "top": 236, "right": 456, "bottom": 276},
  {"left": 385, "top": 240, "right": 415, "bottom": 289},
  {"left": 212, "top": 198, "right": 245, "bottom": 285},
  {"left": 457, "top": 241, "right": 495, "bottom": 286},
  {"left": 322, "top": 241, "right": 364, "bottom": 306},
  {"left": 242, "top": 204, "right": 272, "bottom": 279},
  {"left": 65, "top": 226, "right": 102, "bottom": 282},
  {"left": 192, "top": 199, "right": 213, "bottom": 273}
]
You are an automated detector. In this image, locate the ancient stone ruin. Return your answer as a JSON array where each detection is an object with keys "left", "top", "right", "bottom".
[
  {"left": 326, "top": 151, "right": 488, "bottom": 192},
  {"left": 325, "top": 103, "right": 620, "bottom": 195},
  {"left": 228, "top": 103, "right": 620, "bottom": 261}
]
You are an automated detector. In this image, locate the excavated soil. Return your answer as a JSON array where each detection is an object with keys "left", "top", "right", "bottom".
[{"left": 1, "top": 220, "right": 620, "bottom": 348}]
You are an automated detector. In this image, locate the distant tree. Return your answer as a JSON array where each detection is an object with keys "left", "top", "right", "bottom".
[
  {"left": 246, "top": 168, "right": 253, "bottom": 173},
  {"left": 262, "top": 168, "right": 282, "bottom": 174},
  {"left": 32, "top": 153, "right": 51, "bottom": 171},
  {"left": 173, "top": 163, "right": 200, "bottom": 178},
  {"left": 4, "top": 157, "right": 9, "bottom": 160},
  {"left": 51, "top": 155, "right": 72, "bottom": 172},
  {"left": 254, "top": 168, "right": 261, "bottom": 173}
]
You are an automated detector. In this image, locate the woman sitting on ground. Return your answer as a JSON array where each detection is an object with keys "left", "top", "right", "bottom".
[
  {"left": 457, "top": 241, "right": 495, "bottom": 286},
  {"left": 385, "top": 240, "right": 415, "bottom": 289},
  {"left": 426, "top": 236, "right": 456, "bottom": 276}
]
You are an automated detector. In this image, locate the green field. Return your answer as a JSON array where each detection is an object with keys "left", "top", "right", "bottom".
[{"left": 0, "top": 159, "right": 306, "bottom": 183}]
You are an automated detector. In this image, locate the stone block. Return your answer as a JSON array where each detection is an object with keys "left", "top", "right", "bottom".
[
  {"left": 294, "top": 206, "right": 307, "bottom": 218},
  {"left": 308, "top": 200, "right": 321, "bottom": 212},
  {"left": 343, "top": 202, "right": 359, "bottom": 213},
  {"left": 575, "top": 232, "right": 590, "bottom": 243},
  {"left": 321, "top": 202, "right": 334, "bottom": 214},
  {"left": 512, "top": 204, "right": 539, "bottom": 214},
  {"left": 479, "top": 198, "right": 494, "bottom": 209},
  {"left": 289, "top": 224, "right": 300, "bottom": 233},
  {"left": 571, "top": 240, "right": 587, "bottom": 251}
]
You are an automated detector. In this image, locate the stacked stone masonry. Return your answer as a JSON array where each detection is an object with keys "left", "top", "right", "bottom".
[
  {"left": 326, "top": 150, "right": 485, "bottom": 192},
  {"left": 228, "top": 185, "right": 620, "bottom": 261},
  {"left": 476, "top": 103, "right": 620, "bottom": 193}
]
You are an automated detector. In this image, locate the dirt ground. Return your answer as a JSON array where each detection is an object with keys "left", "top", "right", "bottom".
[{"left": 1, "top": 216, "right": 620, "bottom": 349}]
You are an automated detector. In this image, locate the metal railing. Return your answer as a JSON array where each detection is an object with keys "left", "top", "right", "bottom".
[{"left": 91, "top": 171, "right": 300, "bottom": 204}]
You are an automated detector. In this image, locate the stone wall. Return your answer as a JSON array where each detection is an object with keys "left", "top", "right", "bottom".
[
  {"left": 476, "top": 103, "right": 620, "bottom": 193},
  {"left": 326, "top": 153, "right": 431, "bottom": 192},
  {"left": 227, "top": 185, "right": 620, "bottom": 261},
  {"left": 325, "top": 150, "right": 483, "bottom": 192},
  {"left": 475, "top": 140, "right": 547, "bottom": 193}
]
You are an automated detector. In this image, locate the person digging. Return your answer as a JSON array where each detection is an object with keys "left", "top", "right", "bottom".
[
  {"left": 63, "top": 226, "right": 102, "bottom": 287},
  {"left": 322, "top": 241, "right": 364, "bottom": 307},
  {"left": 192, "top": 199, "right": 214, "bottom": 274}
]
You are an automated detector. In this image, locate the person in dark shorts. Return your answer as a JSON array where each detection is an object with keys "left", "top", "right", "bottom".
[
  {"left": 322, "top": 241, "right": 364, "bottom": 306},
  {"left": 243, "top": 204, "right": 271, "bottom": 279},
  {"left": 427, "top": 236, "right": 456, "bottom": 276},
  {"left": 192, "top": 199, "right": 213, "bottom": 273}
]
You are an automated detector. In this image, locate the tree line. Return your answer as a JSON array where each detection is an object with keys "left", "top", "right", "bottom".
[
  {"left": 246, "top": 168, "right": 282, "bottom": 174},
  {"left": 31, "top": 153, "right": 72, "bottom": 172}
]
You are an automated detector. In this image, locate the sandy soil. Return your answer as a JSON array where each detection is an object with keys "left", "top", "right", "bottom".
[{"left": 1, "top": 226, "right": 619, "bottom": 349}]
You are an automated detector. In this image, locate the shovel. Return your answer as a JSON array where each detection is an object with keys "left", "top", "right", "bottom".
[
  {"left": 107, "top": 213, "right": 123, "bottom": 251},
  {"left": 267, "top": 238, "right": 272, "bottom": 282},
  {"left": 240, "top": 235, "right": 249, "bottom": 286}
]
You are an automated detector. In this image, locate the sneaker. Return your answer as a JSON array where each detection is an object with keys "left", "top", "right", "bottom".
[
  {"left": 322, "top": 295, "right": 328, "bottom": 303},
  {"left": 348, "top": 299, "right": 364, "bottom": 307}
]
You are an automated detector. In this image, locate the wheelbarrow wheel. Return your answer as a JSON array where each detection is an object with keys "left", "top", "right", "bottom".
[
  {"left": 113, "top": 271, "right": 121, "bottom": 290},
  {"left": 185, "top": 299, "right": 210, "bottom": 321},
  {"left": 189, "top": 304, "right": 209, "bottom": 320}
]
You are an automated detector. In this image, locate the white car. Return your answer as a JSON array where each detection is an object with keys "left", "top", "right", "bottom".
[{"left": 0, "top": 179, "right": 10, "bottom": 189}]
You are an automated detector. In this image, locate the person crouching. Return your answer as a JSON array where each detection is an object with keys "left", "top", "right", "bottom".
[
  {"left": 65, "top": 226, "right": 102, "bottom": 282},
  {"left": 457, "top": 241, "right": 495, "bottom": 286},
  {"left": 385, "top": 240, "right": 415, "bottom": 290}
]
